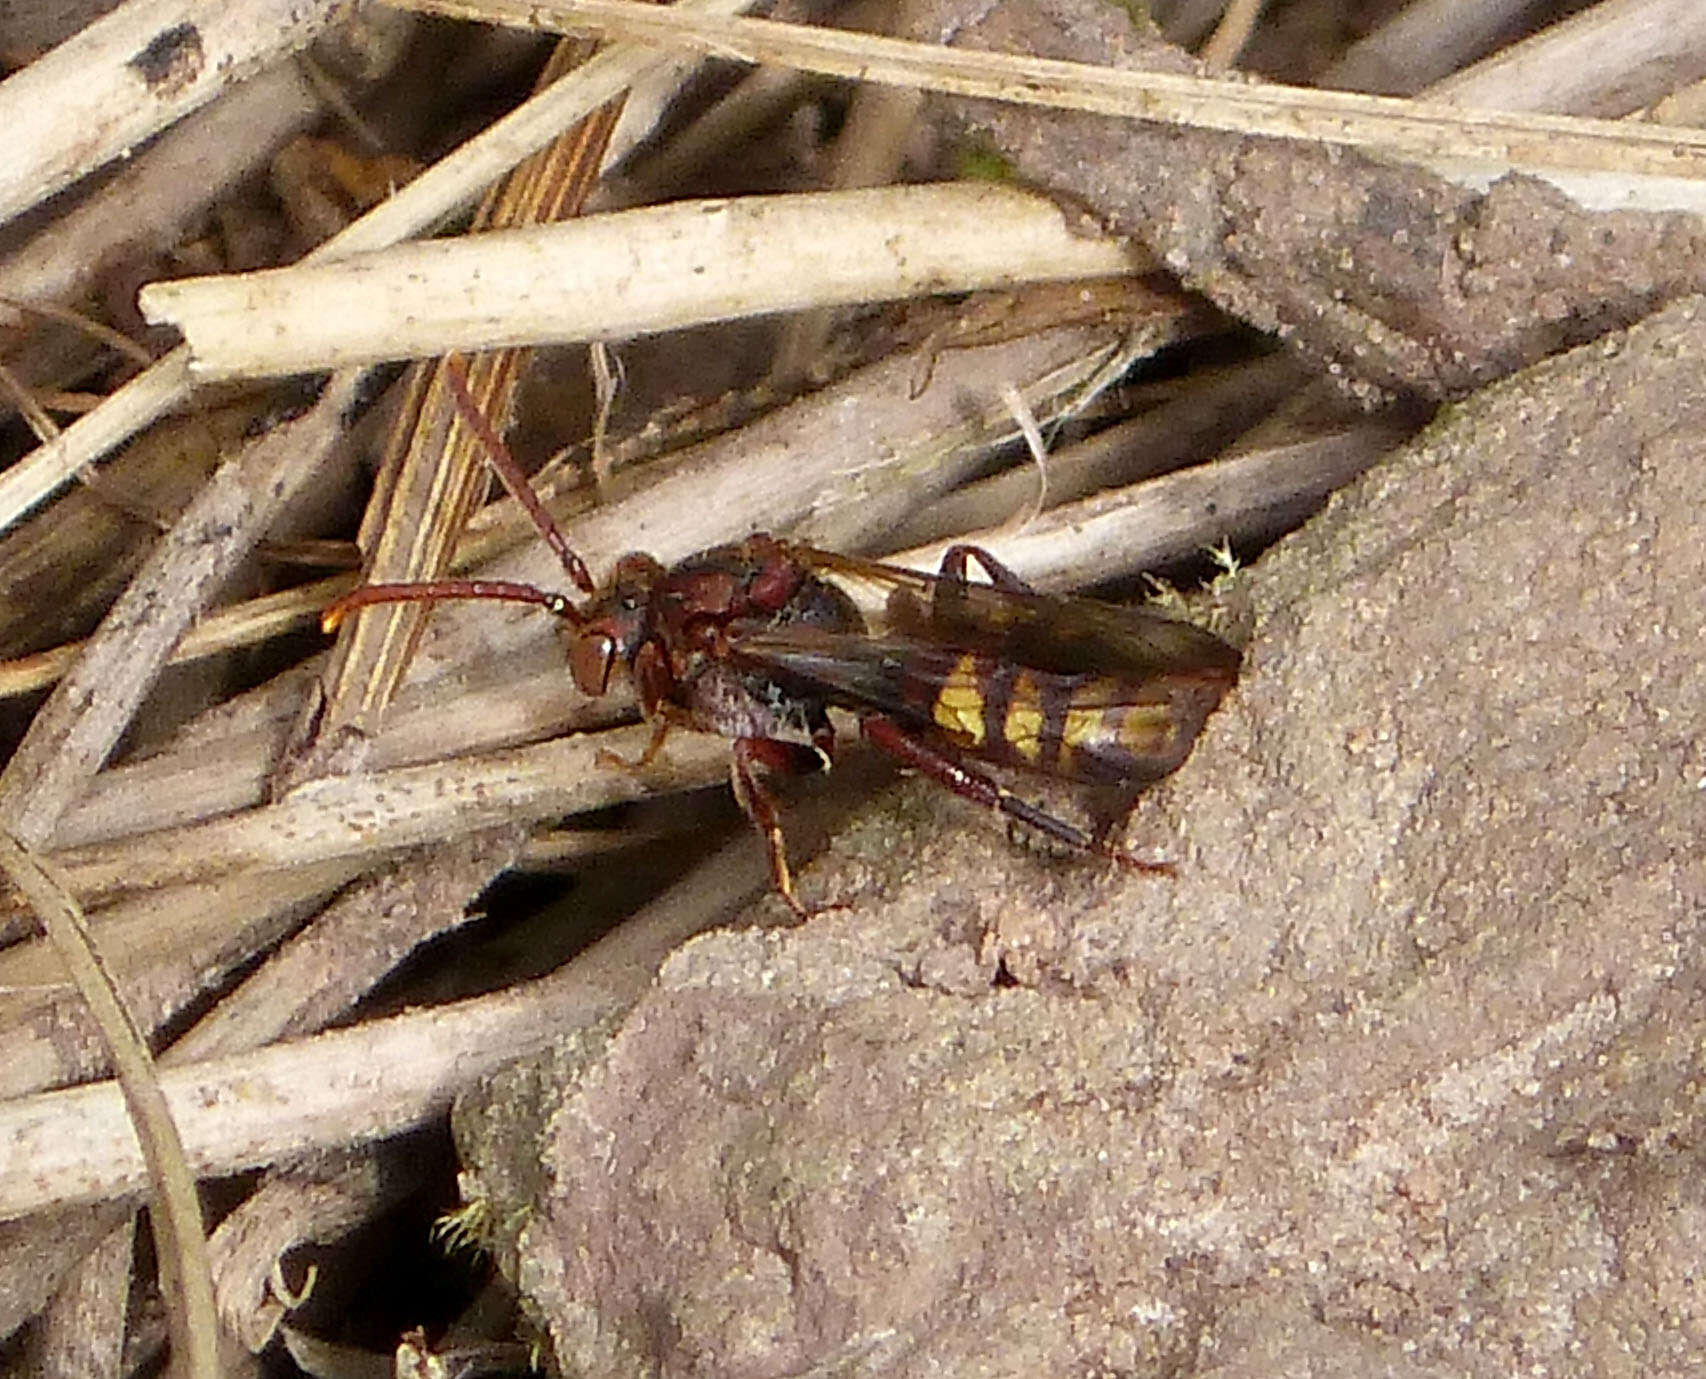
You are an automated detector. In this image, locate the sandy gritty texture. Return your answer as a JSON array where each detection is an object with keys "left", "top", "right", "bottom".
[
  {"left": 455, "top": 296, "right": 1706, "bottom": 1376},
  {"left": 910, "top": 0, "right": 1706, "bottom": 404}
]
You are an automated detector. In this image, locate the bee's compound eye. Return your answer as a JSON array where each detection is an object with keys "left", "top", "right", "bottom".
[{"left": 570, "top": 631, "right": 617, "bottom": 696}]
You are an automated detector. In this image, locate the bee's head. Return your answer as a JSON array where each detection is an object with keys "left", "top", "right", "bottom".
[{"left": 566, "top": 552, "right": 666, "bottom": 696}]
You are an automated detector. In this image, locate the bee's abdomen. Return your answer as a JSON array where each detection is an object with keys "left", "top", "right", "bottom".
[{"left": 921, "top": 654, "right": 1225, "bottom": 785}]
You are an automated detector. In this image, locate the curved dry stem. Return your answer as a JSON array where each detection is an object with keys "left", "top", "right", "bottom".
[{"left": 0, "top": 831, "right": 217, "bottom": 1379}]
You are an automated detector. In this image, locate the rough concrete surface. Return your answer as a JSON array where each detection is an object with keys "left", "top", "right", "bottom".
[{"left": 456, "top": 297, "right": 1706, "bottom": 1377}]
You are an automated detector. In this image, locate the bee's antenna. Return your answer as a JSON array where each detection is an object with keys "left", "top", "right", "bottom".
[{"left": 442, "top": 354, "right": 595, "bottom": 596}]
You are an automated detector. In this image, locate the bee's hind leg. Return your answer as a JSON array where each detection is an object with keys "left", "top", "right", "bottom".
[{"left": 859, "top": 714, "right": 1173, "bottom": 875}]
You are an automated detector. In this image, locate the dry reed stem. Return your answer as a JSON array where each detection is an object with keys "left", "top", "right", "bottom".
[
  {"left": 879, "top": 424, "right": 1404, "bottom": 599},
  {"left": 25, "top": 1216, "right": 133, "bottom": 1375},
  {"left": 167, "top": 829, "right": 527, "bottom": 1061},
  {"left": 0, "top": 835, "right": 521, "bottom": 1347},
  {"left": 0, "top": 979, "right": 564, "bottom": 1217},
  {"left": 27, "top": 725, "right": 723, "bottom": 914},
  {"left": 48, "top": 653, "right": 610, "bottom": 856},
  {"left": 30, "top": 831, "right": 522, "bottom": 1364},
  {"left": 140, "top": 186, "right": 1137, "bottom": 378},
  {"left": 0, "top": 380, "right": 356, "bottom": 1369},
  {"left": 402, "top": 0, "right": 1706, "bottom": 206},
  {"left": 607, "top": 65, "right": 826, "bottom": 202}
]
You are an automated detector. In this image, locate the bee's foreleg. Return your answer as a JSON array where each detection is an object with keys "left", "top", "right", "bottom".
[{"left": 730, "top": 737, "right": 839, "bottom": 918}]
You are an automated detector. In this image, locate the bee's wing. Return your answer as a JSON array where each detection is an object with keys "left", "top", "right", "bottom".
[
  {"left": 728, "top": 626, "right": 963, "bottom": 722},
  {"left": 787, "top": 546, "right": 1241, "bottom": 680}
]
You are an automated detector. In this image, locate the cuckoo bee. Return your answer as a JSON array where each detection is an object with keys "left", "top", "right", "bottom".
[
  {"left": 326, "top": 370, "right": 1238, "bottom": 914},
  {"left": 331, "top": 531, "right": 1239, "bottom": 914}
]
